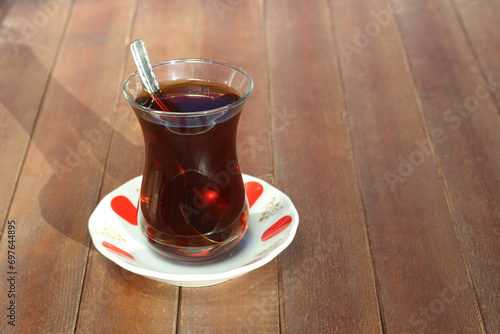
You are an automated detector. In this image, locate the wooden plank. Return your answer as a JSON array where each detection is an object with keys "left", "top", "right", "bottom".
[
  {"left": 267, "top": 0, "right": 383, "bottom": 332},
  {"left": 394, "top": 0, "right": 500, "bottom": 332},
  {"left": 330, "top": 0, "right": 487, "bottom": 333},
  {"left": 0, "top": 0, "right": 72, "bottom": 233},
  {"left": 75, "top": 0, "right": 203, "bottom": 332},
  {"left": 0, "top": 0, "right": 136, "bottom": 332},
  {"left": 76, "top": 251, "right": 179, "bottom": 333},
  {"left": 175, "top": 1, "right": 279, "bottom": 333},
  {"left": 453, "top": 0, "right": 500, "bottom": 105}
]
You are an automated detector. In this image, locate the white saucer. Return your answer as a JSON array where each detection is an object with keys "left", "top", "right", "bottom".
[{"left": 88, "top": 174, "right": 299, "bottom": 287}]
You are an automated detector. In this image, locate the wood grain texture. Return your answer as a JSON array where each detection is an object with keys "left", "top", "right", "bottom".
[
  {"left": 395, "top": 0, "right": 500, "bottom": 332},
  {"left": 1, "top": 0, "right": 499, "bottom": 332},
  {"left": 0, "top": 0, "right": 72, "bottom": 234},
  {"left": 331, "top": 0, "right": 486, "bottom": 332},
  {"left": 176, "top": 1, "right": 279, "bottom": 333},
  {"left": 448, "top": 2, "right": 500, "bottom": 331},
  {"left": 452, "top": 0, "right": 500, "bottom": 105},
  {"left": 267, "top": 0, "right": 383, "bottom": 332},
  {"left": 0, "top": 0, "right": 135, "bottom": 331}
]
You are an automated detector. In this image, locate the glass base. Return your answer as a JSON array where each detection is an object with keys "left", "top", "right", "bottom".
[{"left": 139, "top": 204, "right": 249, "bottom": 263}]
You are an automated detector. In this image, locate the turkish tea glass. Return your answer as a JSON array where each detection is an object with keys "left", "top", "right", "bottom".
[{"left": 122, "top": 59, "right": 253, "bottom": 262}]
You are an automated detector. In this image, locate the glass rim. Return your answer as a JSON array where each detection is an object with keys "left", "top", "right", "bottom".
[{"left": 122, "top": 58, "right": 254, "bottom": 117}]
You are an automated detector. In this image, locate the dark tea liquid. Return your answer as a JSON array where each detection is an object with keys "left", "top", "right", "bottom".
[{"left": 132, "top": 80, "right": 248, "bottom": 262}]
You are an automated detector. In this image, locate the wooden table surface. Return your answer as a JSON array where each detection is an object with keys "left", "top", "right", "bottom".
[{"left": 1, "top": 0, "right": 499, "bottom": 333}]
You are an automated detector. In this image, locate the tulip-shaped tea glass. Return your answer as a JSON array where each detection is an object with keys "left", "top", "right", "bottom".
[{"left": 123, "top": 59, "right": 253, "bottom": 262}]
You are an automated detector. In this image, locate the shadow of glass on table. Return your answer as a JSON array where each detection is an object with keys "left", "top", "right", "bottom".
[{"left": 0, "top": 43, "right": 142, "bottom": 246}]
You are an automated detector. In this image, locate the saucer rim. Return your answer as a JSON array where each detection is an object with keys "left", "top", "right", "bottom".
[{"left": 89, "top": 174, "right": 299, "bottom": 284}]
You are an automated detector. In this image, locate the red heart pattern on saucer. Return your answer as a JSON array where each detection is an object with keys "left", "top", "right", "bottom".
[
  {"left": 245, "top": 181, "right": 264, "bottom": 208},
  {"left": 110, "top": 195, "right": 138, "bottom": 226}
]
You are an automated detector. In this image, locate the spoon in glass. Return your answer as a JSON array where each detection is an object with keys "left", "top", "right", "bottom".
[{"left": 129, "top": 39, "right": 174, "bottom": 112}]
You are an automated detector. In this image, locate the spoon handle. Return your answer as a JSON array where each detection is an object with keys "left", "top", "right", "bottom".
[
  {"left": 130, "top": 39, "right": 161, "bottom": 94},
  {"left": 130, "top": 39, "right": 172, "bottom": 112}
]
